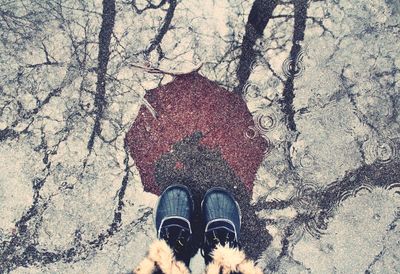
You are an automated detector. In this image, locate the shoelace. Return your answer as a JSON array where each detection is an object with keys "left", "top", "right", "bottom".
[{"left": 161, "top": 226, "right": 191, "bottom": 255}]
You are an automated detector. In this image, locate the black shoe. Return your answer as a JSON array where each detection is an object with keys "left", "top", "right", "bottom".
[
  {"left": 154, "top": 184, "right": 194, "bottom": 265},
  {"left": 201, "top": 187, "right": 241, "bottom": 264}
]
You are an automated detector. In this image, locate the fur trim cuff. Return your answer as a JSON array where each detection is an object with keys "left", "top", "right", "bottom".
[
  {"left": 134, "top": 240, "right": 190, "bottom": 274},
  {"left": 205, "top": 244, "right": 263, "bottom": 274}
]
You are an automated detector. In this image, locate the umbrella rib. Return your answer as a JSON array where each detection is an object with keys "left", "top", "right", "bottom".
[{"left": 142, "top": 98, "right": 158, "bottom": 119}]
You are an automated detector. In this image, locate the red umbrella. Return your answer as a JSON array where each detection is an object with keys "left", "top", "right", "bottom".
[{"left": 126, "top": 72, "right": 268, "bottom": 195}]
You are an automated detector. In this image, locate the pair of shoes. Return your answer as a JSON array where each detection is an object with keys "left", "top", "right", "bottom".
[{"left": 154, "top": 184, "right": 241, "bottom": 265}]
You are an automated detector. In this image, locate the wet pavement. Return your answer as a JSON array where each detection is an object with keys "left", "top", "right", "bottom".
[{"left": 0, "top": 0, "right": 399, "bottom": 273}]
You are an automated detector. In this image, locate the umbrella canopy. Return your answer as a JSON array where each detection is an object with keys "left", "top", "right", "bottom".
[{"left": 126, "top": 72, "right": 268, "bottom": 195}]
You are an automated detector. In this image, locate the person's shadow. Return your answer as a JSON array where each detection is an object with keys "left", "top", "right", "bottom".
[{"left": 155, "top": 132, "right": 272, "bottom": 261}]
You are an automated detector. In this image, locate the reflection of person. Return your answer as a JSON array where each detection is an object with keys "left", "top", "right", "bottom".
[{"left": 134, "top": 185, "right": 262, "bottom": 274}]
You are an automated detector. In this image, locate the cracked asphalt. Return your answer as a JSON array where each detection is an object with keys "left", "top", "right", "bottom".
[{"left": 0, "top": 0, "right": 399, "bottom": 273}]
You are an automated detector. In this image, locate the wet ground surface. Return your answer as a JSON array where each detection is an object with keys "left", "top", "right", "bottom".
[{"left": 1, "top": 0, "right": 400, "bottom": 273}]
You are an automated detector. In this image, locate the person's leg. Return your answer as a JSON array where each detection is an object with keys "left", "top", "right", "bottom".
[
  {"left": 135, "top": 185, "right": 193, "bottom": 274},
  {"left": 201, "top": 187, "right": 263, "bottom": 274}
]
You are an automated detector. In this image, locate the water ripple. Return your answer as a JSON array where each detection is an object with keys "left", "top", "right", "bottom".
[
  {"left": 364, "top": 138, "right": 397, "bottom": 163},
  {"left": 282, "top": 47, "right": 306, "bottom": 78}
]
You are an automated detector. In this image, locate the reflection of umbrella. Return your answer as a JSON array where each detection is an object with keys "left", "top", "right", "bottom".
[{"left": 126, "top": 72, "right": 268, "bottom": 195}]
